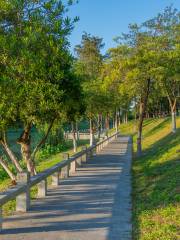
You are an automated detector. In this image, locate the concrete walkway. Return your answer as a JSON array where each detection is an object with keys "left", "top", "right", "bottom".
[{"left": 1, "top": 136, "right": 132, "bottom": 240}]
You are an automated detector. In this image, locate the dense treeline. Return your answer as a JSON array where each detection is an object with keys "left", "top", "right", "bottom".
[{"left": 0, "top": 2, "right": 179, "bottom": 181}]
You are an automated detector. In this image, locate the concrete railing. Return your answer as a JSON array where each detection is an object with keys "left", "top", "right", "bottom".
[
  {"left": 0, "top": 131, "right": 119, "bottom": 231},
  {"left": 64, "top": 130, "right": 107, "bottom": 140}
]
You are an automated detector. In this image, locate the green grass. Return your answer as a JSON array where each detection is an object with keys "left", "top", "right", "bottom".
[{"left": 120, "top": 117, "right": 180, "bottom": 240}]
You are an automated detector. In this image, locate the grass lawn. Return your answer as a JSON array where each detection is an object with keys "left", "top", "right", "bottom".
[{"left": 120, "top": 117, "right": 180, "bottom": 240}]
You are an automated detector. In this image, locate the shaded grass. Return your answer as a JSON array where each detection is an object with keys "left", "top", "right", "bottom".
[{"left": 120, "top": 117, "right": 180, "bottom": 240}]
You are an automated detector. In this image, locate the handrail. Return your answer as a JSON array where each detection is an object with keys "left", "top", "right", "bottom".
[{"left": 0, "top": 131, "right": 120, "bottom": 230}]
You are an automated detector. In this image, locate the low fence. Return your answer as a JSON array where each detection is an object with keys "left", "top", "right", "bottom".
[
  {"left": 64, "top": 130, "right": 107, "bottom": 140},
  {"left": 0, "top": 131, "right": 119, "bottom": 231}
]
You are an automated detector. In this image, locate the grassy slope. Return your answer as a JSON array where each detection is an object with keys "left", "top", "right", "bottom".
[{"left": 120, "top": 117, "right": 180, "bottom": 240}]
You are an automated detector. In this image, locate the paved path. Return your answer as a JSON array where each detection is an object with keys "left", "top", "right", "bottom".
[{"left": 1, "top": 136, "right": 132, "bottom": 240}]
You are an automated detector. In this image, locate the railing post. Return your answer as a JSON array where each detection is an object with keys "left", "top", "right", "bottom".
[
  {"left": 99, "top": 137, "right": 103, "bottom": 150},
  {"left": 52, "top": 172, "right": 60, "bottom": 187},
  {"left": 37, "top": 179, "right": 47, "bottom": 198},
  {"left": 70, "top": 159, "right": 76, "bottom": 174},
  {"left": 16, "top": 172, "right": 30, "bottom": 212},
  {"left": 60, "top": 153, "right": 70, "bottom": 178},
  {"left": 105, "top": 136, "right": 108, "bottom": 146},
  {"left": 96, "top": 144, "right": 99, "bottom": 153},
  {"left": 76, "top": 157, "right": 82, "bottom": 167},
  {"left": 81, "top": 146, "right": 87, "bottom": 163}
]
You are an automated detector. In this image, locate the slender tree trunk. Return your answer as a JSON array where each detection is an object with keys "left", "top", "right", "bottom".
[
  {"left": 125, "top": 111, "right": 128, "bottom": 124},
  {"left": 168, "top": 97, "right": 177, "bottom": 133},
  {"left": 123, "top": 112, "right": 126, "bottom": 123},
  {"left": 1, "top": 132, "right": 23, "bottom": 173},
  {"left": 89, "top": 118, "right": 95, "bottom": 146},
  {"left": 97, "top": 114, "right": 101, "bottom": 139},
  {"left": 115, "top": 109, "right": 118, "bottom": 133},
  {"left": 76, "top": 122, "right": 79, "bottom": 140},
  {"left": 171, "top": 110, "right": 176, "bottom": 133},
  {"left": 17, "top": 123, "right": 36, "bottom": 175},
  {"left": 112, "top": 117, "right": 115, "bottom": 129},
  {"left": 137, "top": 102, "right": 143, "bottom": 156},
  {"left": 100, "top": 114, "right": 103, "bottom": 132},
  {"left": 105, "top": 113, "right": 110, "bottom": 136},
  {"left": 118, "top": 108, "right": 121, "bottom": 126},
  {"left": 0, "top": 156, "right": 16, "bottom": 183},
  {"left": 72, "top": 122, "right": 77, "bottom": 153},
  {"left": 137, "top": 79, "right": 151, "bottom": 156}
]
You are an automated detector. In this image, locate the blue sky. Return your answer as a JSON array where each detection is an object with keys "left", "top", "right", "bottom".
[{"left": 68, "top": 0, "right": 180, "bottom": 55}]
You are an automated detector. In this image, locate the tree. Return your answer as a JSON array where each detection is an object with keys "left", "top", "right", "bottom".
[
  {"left": 62, "top": 71, "right": 85, "bottom": 153},
  {"left": 0, "top": 0, "right": 79, "bottom": 177},
  {"left": 101, "top": 46, "right": 133, "bottom": 133},
  {"left": 143, "top": 6, "right": 180, "bottom": 133},
  {"left": 75, "top": 33, "right": 105, "bottom": 145}
]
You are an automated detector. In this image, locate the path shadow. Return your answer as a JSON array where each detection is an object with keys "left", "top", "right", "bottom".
[{"left": 143, "top": 118, "right": 170, "bottom": 138}]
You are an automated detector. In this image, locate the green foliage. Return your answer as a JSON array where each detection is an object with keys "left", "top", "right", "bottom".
[
  {"left": 74, "top": 33, "right": 108, "bottom": 118},
  {"left": 0, "top": 0, "right": 83, "bottom": 175}
]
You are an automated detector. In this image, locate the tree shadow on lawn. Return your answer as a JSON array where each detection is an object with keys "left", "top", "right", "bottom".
[
  {"left": 143, "top": 117, "right": 170, "bottom": 138},
  {"left": 142, "top": 118, "right": 160, "bottom": 128},
  {"left": 133, "top": 128, "right": 180, "bottom": 239}
]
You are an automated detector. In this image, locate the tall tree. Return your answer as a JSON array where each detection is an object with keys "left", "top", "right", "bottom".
[
  {"left": 0, "top": 0, "right": 79, "bottom": 177},
  {"left": 75, "top": 33, "right": 105, "bottom": 145},
  {"left": 143, "top": 6, "right": 180, "bottom": 133}
]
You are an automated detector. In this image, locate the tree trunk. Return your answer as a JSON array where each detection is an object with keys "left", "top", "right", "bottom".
[
  {"left": 137, "top": 79, "right": 151, "bottom": 156},
  {"left": 72, "top": 122, "right": 77, "bottom": 153},
  {"left": 17, "top": 123, "right": 36, "bottom": 175},
  {"left": 118, "top": 108, "right": 121, "bottom": 126},
  {"left": 171, "top": 110, "right": 176, "bottom": 133},
  {"left": 125, "top": 111, "right": 128, "bottom": 124},
  {"left": 115, "top": 109, "right": 118, "bottom": 133},
  {"left": 0, "top": 156, "right": 16, "bottom": 183},
  {"left": 89, "top": 118, "right": 95, "bottom": 146},
  {"left": 105, "top": 113, "right": 110, "bottom": 130},
  {"left": 100, "top": 114, "right": 103, "bottom": 132},
  {"left": 123, "top": 113, "right": 126, "bottom": 124},
  {"left": 1, "top": 132, "right": 23, "bottom": 173},
  {"left": 76, "top": 122, "right": 79, "bottom": 140},
  {"left": 112, "top": 116, "right": 115, "bottom": 129},
  {"left": 137, "top": 102, "right": 143, "bottom": 156},
  {"left": 105, "top": 113, "right": 110, "bottom": 136},
  {"left": 97, "top": 114, "right": 101, "bottom": 139},
  {"left": 168, "top": 98, "right": 177, "bottom": 133}
]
